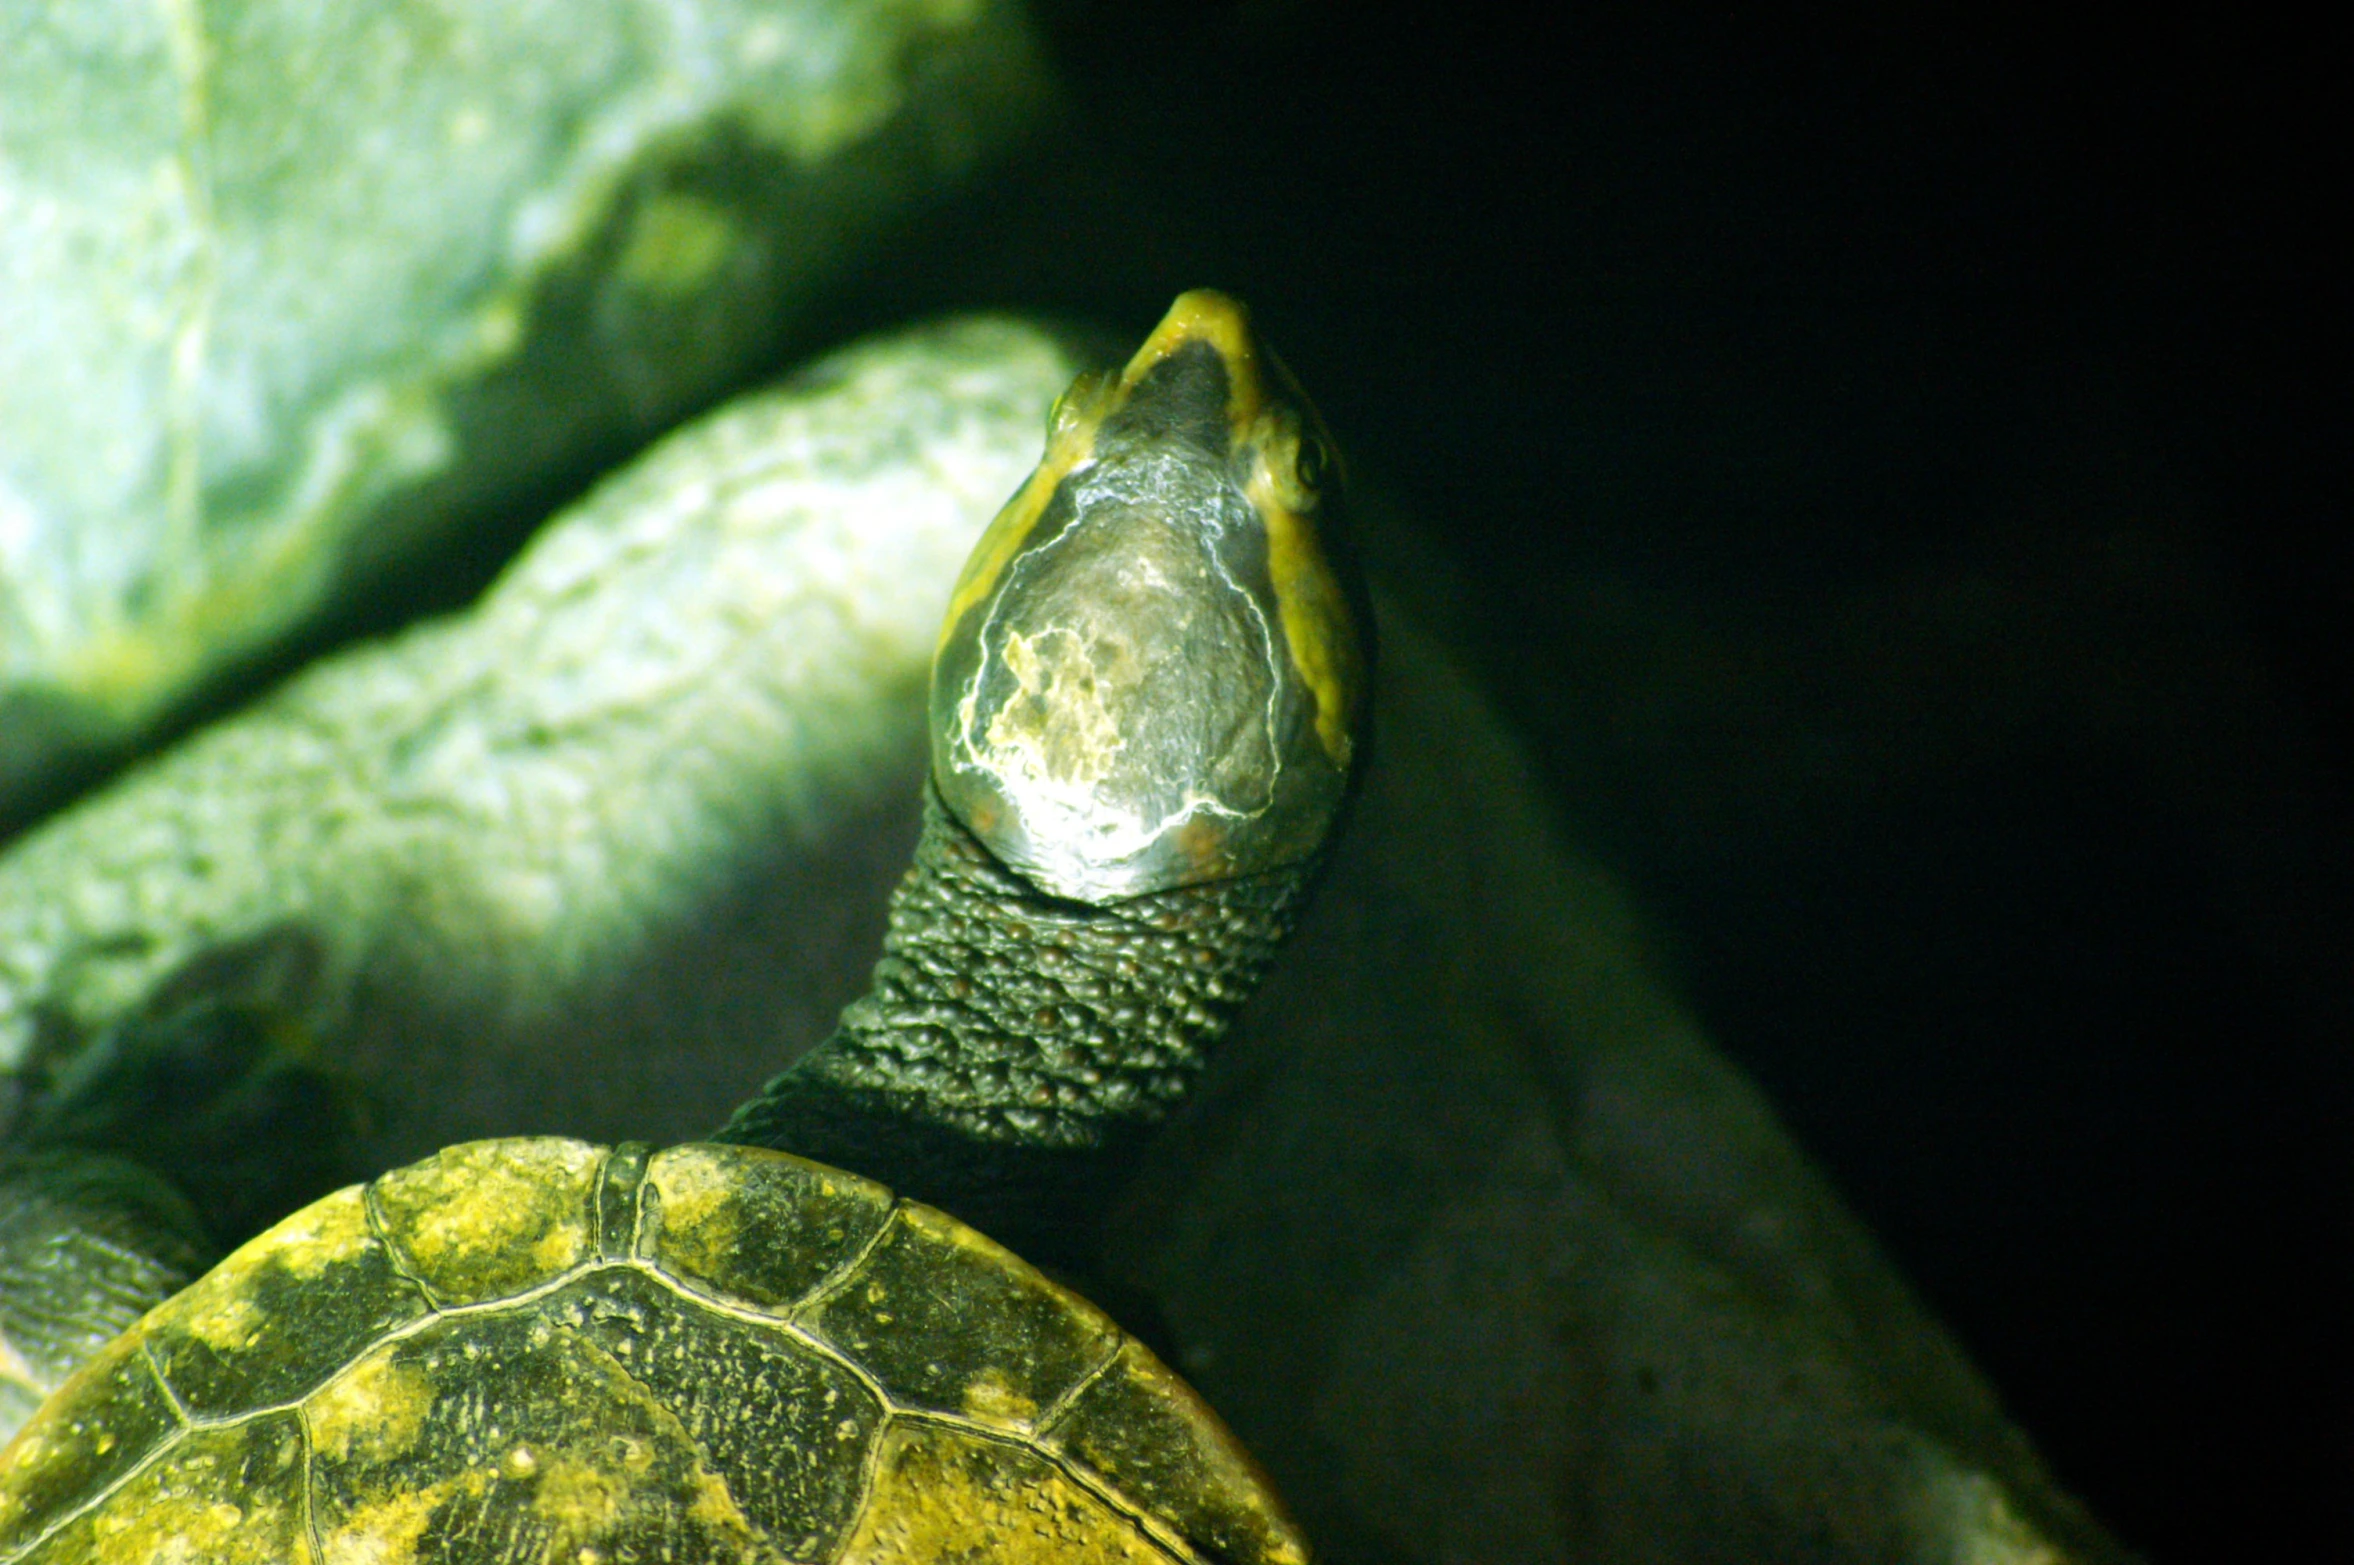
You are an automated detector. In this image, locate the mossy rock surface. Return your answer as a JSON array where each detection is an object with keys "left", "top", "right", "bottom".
[
  {"left": 0, "top": 0, "right": 1043, "bottom": 819},
  {"left": 0, "top": 316, "right": 1081, "bottom": 1166}
]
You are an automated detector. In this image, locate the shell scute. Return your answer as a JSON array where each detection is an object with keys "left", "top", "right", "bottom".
[
  {"left": 556, "top": 1265, "right": 886, "bottom": 1554},
  {"left": 0, "top": 1332, "right": 181, "bottom": 1557},
  {"left": 370, "top": 1139, "right": 604, "bottom": 1306},
  {"left": 143, "top": 1187, "right": 429, "bottom": 1420},
  {"left": 835, "top": 1420, "right": 1180, "bottom": 1564},
  {"left": 26, "top": 1411, "right": 312, "bottom": 1565},
  {"left": 1043, "top": 1339, "right": 1310, "bottom": 1565},
  {"left": 640, "top": 1143, "right": 892, "bottom": 1312},
  {"left": 807, "top": 1201, "right": 1118, "bottom": 1435},
  {"left": 305, "top": 1298, "right": 779, "bottom": 1565}
]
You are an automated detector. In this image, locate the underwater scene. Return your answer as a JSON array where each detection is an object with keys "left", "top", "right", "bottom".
[{"left": 0, "top": 3, "right": 2340, "bottom": 1561}]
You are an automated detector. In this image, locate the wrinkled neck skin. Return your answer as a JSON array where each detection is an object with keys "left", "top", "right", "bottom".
[{"left": 713, "top": 782, "right": 1315, "bottom": 1263}]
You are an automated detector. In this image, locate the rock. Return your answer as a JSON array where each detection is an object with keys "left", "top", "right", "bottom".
[
  {"left": 0, "top": 315, "right": 1076, "bottom": 1168},
  {"left": 0, "top": 0, "right": 1044, "bottom": 821}
]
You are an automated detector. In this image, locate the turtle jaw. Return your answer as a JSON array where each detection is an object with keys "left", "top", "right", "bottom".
[{"left": 929, "top": 290, "right": 1372, "bottom": 907}]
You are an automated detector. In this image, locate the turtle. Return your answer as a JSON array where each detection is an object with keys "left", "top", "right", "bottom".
[{"left": 0, "top": 288, "right": 1369, "bottom": 1564}]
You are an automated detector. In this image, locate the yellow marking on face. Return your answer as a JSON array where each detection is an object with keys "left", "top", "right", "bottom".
[
  {"left": 937, "top": 373, "right": 1111, "bottom": 657},
  {"left": 1246, "top": 450, "right": 1362, "bottom": 769},
  {"left": 1137, "top": 293, "right": 1362, "bottom": 766},
  {"left": 945, "top": 291, "right": 1268, "bottom": 663}
]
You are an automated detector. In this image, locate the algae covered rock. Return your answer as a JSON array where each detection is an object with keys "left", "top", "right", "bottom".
[
  {"left": 0, "top": 310, "right": 2131, "bottom": 1563},
  {"left": 0, "top": 0, "right": 1043, "bottom": 819},
  {"left": 0, "top": 315, "right": 1080, "bottom": 1166}
]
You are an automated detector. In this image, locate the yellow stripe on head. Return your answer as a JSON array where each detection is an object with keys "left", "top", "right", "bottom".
[{"left": 936, "top": 371, "right": 1113, "bottom": 658}]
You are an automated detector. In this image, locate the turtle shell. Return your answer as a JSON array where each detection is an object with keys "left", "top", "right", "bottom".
[{"left": 0, "top": 1139, "right": 1305, "bottom": 1564}]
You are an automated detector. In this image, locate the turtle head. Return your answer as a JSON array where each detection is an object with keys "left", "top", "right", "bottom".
[
  {"left": 930, "top": 290, "right": 1372, "bottom": 903},
  {"left": 723, "top": 295, "right": 1370, "bottom": 1251}
]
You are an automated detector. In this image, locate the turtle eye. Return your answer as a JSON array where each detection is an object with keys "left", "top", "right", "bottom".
[
  {"left": 1295, "top": 434, "right": 1330, "bottom": 494},
  {"left": 1252, "top": 420, "right": 1330, "bottom": 513},
  {"left": 1045, "top": 371, "right": 1108, "bottom": 444}
]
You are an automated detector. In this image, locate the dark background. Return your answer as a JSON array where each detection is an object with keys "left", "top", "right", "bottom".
[{"left": 827, "top": 4, "right": 2347, "bottom": 1559}]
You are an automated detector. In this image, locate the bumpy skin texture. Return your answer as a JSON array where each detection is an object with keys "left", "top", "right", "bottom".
[
  {"left": 0, "top": 1139, "right": 1306, "bottom": 1565},
  {"left": 718, "top": 786, "right": 1311, "bottom": 1257}
]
